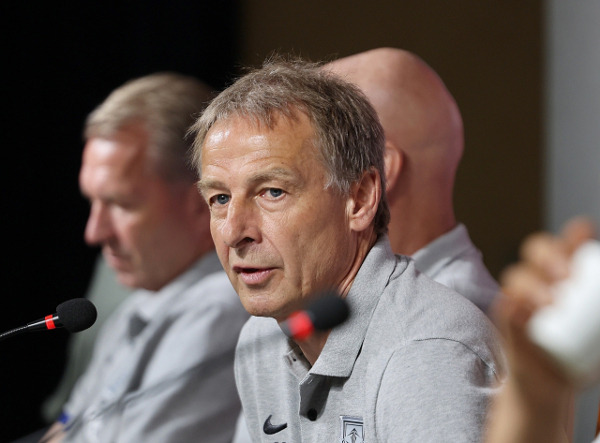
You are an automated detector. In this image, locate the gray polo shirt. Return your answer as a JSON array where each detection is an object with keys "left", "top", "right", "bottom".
[
  {"left": 412, "top": 223, "right": 500, "bottom": 316},
  {"left": 235, "top": 236, "right": 505, "bottom": 442}
]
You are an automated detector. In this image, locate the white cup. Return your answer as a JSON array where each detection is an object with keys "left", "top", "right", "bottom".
[{"left": 527, "top": 240, "right": 600, "bottom": 384}]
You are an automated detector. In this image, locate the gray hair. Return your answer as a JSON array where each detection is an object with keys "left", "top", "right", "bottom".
[
  {"left": 190, "top": 57, "right": 389, "bottom": 235},
  {"left": 85, "top": 72, "right": 214, "bottom": 183}
]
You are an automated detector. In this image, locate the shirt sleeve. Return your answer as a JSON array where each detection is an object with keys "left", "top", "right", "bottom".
[{"left": 113, "top": 351, "right": 240, "bottom": 443}]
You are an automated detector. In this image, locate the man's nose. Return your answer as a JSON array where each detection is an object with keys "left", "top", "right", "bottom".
[
  {"left": 84, "top": 201, "right": 114, "bottom": 246},
  {"left": 219, "top": 199, "right": 260, "bottom": 249}
]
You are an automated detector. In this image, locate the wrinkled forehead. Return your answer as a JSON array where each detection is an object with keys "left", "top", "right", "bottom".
[
  {"left": 201, "top": 112, "right": 326, "bottom": 178},
  {"left": 202, "top": 109, "right": 319, "bottom": 153}
]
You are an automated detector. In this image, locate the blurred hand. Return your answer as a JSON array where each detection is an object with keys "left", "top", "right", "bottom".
[
  {"left": 496, "top": 217, "right": 596, "bottom": 396},
  {"left": 486, "top": 216, "right": 596, "bottom": 443},
  {"left": 39, "top": 422, "right": 65, "bottom": 443}
]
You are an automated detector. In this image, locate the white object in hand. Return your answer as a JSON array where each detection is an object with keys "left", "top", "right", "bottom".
[{"left": 527, "top": 240, "right": 600, "bottom": 383}]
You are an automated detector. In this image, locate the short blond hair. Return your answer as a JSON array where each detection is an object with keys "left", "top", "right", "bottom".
[{"left": 85, "top": 72, "right": 214, "bottom": 183}]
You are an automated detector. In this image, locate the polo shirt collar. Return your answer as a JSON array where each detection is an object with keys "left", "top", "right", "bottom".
[
  {"left": 309, "top": 235, "right": 407, "bottom": 378},
  {"left": 411, "top": 223, "right": 469, "bottom": 277}
]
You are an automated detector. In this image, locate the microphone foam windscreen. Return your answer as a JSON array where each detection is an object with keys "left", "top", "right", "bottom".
[
  {"left": 307, "top": 292, "right": 350, "bottom": 331},
  {"left": 56, "top": 298, "right": 98, "bottom": 333}
]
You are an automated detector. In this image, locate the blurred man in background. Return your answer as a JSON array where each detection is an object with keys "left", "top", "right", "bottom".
[
  {"left": 41, "top": 72, "right": 248, "bottom": 443},
  {"left": 325, "top": 47, "right": 499, "bottom": 315}
]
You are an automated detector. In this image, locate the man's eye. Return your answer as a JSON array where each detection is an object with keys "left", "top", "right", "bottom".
[
  {"left": 212, "top": 194, "right": 230, "bottom": 205},
  {"left": 266, "top": 188, "right": 284, "bottom": 198}
]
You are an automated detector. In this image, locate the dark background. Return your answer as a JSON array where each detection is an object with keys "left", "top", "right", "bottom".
[
  {"left": 1, "top": 2, "right": 543, "bottom": 440},
  {"left": 1, "top": 2, "right": 239, "bottom": 440}
]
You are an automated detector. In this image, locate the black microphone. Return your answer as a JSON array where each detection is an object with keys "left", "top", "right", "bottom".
[
  {"left": 0, "top": 298, "right": 97, "bottom": 341},
  {"left": 281, "top": 292, "right": 350, "bottom": 340}
]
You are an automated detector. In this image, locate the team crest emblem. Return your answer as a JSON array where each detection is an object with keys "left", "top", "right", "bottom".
[{"left": 340, "top": 415, "right": 364, "bottom": 443}]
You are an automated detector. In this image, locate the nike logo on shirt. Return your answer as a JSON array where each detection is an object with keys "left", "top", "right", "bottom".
[{"left": 263, "top": 414, "right": 287, "bottom": 435}]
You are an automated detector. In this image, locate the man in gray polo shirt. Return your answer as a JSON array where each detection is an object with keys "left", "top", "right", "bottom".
[{"left": 191, "top": 57, "right": 505, "bottom": 442}]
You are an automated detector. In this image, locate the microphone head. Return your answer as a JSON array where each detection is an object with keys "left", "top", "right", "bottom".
[
  {"left": 307, "top": 292, "right": 349, "bottom": 331},
  {"left": 56, "top": 298, "right": 98, "bottom": 333},
  {"left": 282, "top": 291, "right": 350, "bottom": 340}
]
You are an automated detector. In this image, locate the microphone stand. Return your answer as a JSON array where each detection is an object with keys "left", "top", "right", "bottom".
[{"left": 0, "top": 325, "right": 30, "bottom": 342}]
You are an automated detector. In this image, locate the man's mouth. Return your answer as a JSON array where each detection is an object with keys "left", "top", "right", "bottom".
[
  {"left": 103, "top": 248, "right": 130, "bottom": 269},
  {"left": 233, "top": 266, "right": 275, "bottom": 286}
]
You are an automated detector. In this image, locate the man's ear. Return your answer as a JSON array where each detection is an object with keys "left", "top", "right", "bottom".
[
  {"left": 348, "top": 167, "right": 381, "bottom": 232},
  {"left": 383, "top": 141, "right": 403, "bottom": 192}
]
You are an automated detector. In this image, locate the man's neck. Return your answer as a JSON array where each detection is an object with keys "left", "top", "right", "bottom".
[
  {"left": 388, "top": 207, "right": 456, "bottom": 256},
  {"left": 295, "top": 229, "right": 377, "bottom": 366},
  {"left": 296, "top": 330, "right": 331, "bottom": 366},
  {"left": 143, "top": 247, "right": 213, "bottom": 292}
]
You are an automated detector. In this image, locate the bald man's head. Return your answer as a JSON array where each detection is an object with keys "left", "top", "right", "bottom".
[
  {"left": 325, "top": 48, "right": 463, "bottom": 253},
  {"left": 325, "top": 47, "right": 463, "bottom": 193}
]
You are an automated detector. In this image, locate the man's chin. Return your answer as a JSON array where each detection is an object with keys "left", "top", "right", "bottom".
[
  {"left": 114, "top": 271, "right": 139, "bottom": 289},
  {"left": 238, "top": 292, "right": 293, "bottom": 321},
  {"left": 239, "top": 293, "right": 272, "bottom": 316},
  {"left": 239, "top": 298, "right": 269, "bottom": 317}
]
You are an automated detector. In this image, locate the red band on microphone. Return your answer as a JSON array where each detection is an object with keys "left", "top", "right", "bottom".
[
  {"left": 287, "top": 311, "right": 314, "bottom": 340},
  {"left": 45, "top": 314, "right": 56, "bottom": 330}
]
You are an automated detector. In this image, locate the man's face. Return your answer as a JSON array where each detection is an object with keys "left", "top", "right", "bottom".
[
  {"left": 199, "top": 113, "right": 357, "bottom": 320},
  {"left": 79, "top": 126, "right": 196, "bottom": 291}
]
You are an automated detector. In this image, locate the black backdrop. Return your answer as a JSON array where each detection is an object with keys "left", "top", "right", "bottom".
[{"left": 1, "top": 2, "right": 239, "bottom": 440}]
